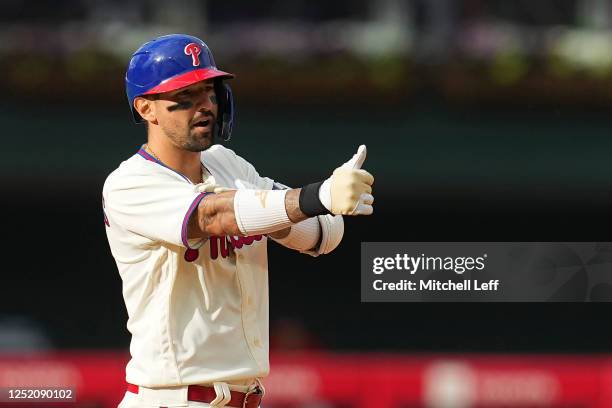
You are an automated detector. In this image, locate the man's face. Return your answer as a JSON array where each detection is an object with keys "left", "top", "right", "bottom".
[{"left": 151, "top": 79, "right": 219, "bottom": 152}]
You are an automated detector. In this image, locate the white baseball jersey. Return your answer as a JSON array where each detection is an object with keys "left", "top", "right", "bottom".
[{"left": 103, "top": 144, "right": 276, "bottom": 387}]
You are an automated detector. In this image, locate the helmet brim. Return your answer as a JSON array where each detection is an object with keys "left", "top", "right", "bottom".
[{"left": 141, "top": 67, "right": 234, "bottom": 96}]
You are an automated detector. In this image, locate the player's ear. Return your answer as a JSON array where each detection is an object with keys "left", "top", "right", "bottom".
[{"left": 134, "top": 96, "right": 158, "bottom": 125}]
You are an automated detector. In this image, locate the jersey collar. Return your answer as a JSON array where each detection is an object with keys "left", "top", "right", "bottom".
[{"left": 137, "top": 146, "right": 192, "bottom": 183}]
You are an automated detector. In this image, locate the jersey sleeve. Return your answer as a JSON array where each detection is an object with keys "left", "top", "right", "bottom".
[
  {"left": 104, "top": 170, "right": 209, "bottom": 249},
  {"left": 237, "top": 153, "right": 275, "bottom": 190}
]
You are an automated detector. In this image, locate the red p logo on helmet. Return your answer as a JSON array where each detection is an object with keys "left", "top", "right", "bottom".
[{"left": 184, "top": 43, "right": 201, "bottom": 66}]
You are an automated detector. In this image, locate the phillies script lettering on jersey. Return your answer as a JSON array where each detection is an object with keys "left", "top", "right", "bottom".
[{"left": 210, "top": 235, "right": 263, "bottom": 259}]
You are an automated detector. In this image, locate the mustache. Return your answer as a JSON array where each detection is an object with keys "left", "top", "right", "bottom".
[{"left": 191, "top": 111, "right": 216, "bottom": 126}]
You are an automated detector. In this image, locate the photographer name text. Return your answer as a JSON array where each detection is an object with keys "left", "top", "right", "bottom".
[{"left": 373, "top": 279, "right": 500, "bottom": 292}]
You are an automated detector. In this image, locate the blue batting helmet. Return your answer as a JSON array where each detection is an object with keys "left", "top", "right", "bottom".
[{"left": 125, "top": 34, "right": 235, "bottom": 141}]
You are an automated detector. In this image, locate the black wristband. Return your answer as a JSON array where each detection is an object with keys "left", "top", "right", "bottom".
[{"left": 299, "top": 181, "right": 331, "bottom": 217}]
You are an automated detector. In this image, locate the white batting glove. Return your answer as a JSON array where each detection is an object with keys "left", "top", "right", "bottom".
[{"left": 319, "top": 145, "right": 374, "bottom": 216}]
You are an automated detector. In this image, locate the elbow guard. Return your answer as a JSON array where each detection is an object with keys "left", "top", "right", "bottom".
[
  {"left": 271, "top": 214, "right": 344, "bottom": 256},
  {"left": 315, "top": 214, "right": 344, "bottom": 255}
]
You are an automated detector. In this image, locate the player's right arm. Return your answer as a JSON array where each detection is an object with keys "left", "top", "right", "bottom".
[{"left": 188, "top": 145, "right": 374, "bottom": 239}]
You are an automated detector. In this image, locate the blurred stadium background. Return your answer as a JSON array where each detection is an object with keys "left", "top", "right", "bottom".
[{"left": 3, "top": 0, "right": 612, "bottom": 407}]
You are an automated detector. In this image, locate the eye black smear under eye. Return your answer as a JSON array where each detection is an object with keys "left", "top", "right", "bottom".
[
  {"left": 209, "top": 95, "right": 217, "bottom": 104},
  {"left": 167, "top": 101, "right": 194, "bottom": 111}
]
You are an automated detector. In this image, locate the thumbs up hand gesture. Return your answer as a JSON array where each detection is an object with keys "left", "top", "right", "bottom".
[{"left": 319, "top": 145, "right": 374, "bottom": 216}]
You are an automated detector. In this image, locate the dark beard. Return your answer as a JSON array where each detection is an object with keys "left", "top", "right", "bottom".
[{"left": 182, "top": 126, "right": 216, "bottom": 152}]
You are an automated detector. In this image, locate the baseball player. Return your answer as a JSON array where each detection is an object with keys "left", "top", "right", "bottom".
[{"left": 103, "top": 34, "right": 374, "bottom": 408}]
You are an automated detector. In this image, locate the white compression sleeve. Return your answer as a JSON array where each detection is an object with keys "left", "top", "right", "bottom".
[{"left": 234, "top": 189, "right": 292, "bottom": 236}]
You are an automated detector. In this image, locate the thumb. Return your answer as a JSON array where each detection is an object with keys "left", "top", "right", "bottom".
[{"left": 342, "top": 144, "right": 367, "bottom": 169}]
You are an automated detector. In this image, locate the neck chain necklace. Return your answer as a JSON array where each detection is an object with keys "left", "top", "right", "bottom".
[
  {"left": 145, "top": 144, "right": 204, "bottom": 184},
  {"left": 145, "top": 144, "right": 162, "bottom": 162}
]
